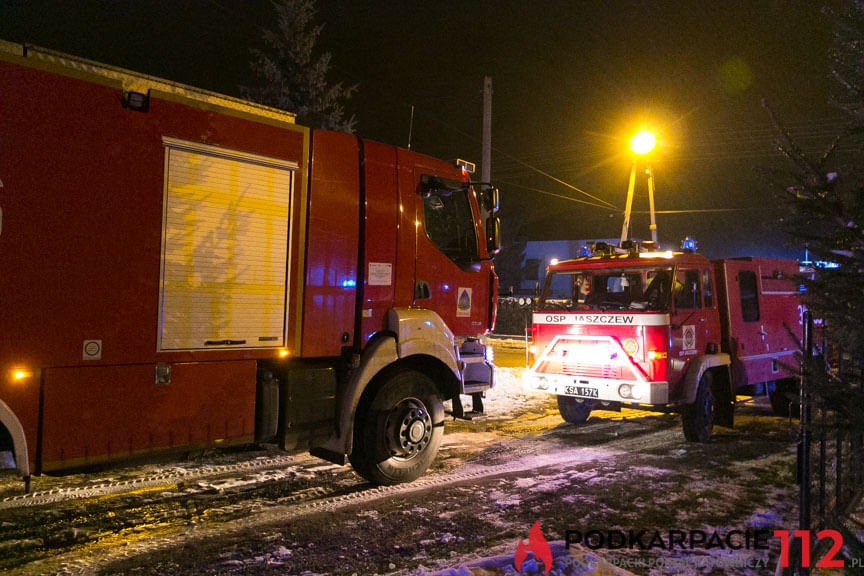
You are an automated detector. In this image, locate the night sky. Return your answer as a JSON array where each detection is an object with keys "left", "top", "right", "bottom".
[{"left": 0, "top": 1, "right": 846, "bottom": 259}]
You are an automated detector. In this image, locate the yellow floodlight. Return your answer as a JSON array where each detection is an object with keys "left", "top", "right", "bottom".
[{"left": 630, "top": 130, "right": 656, "bottom": 155}]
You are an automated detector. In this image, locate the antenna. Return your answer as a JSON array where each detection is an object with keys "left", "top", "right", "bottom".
[
  {"left": 482, "top": 77, "right": 492, "bottom": 183},
  {"left": 407, "top": 105, "right": 415, "bottom": 150}
]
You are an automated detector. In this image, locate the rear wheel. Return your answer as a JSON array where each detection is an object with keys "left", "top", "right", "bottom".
[
  {"left": 769, "top": 378, "right": 799, "bottom": 418},
  {"left": 682, "top": 371, "right": 715, "bottom": 442},
  {"left": 557, "top": 396, "right": 594, "bottom": 425},
  {"left": 349, "top": 370, "right": 444, "bottom": 485}
]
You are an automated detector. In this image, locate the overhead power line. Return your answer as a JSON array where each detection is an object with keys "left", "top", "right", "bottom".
[
  {"left": 498, "top": 181, "right": 619, "bottom": 211},
  {"left": 502, "top": 181, "right": 756, "bottom": 216},
  {"left": 631, "top": 208, "right": 751, "bottom": 214}
]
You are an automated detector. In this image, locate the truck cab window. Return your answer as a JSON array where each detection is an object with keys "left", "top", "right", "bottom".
[
  {"left": 538, "top": 266, "right": 672, "bottom": 312},
  {"left": 420, "top": 176, "right": 479, "bottom": 266},
  {"left": 674, "top": 269, "right": 701, "bottom": 310}
]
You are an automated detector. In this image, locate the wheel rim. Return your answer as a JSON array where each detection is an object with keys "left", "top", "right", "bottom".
[{"left": 384, "top": 397, "right": 433, "bottom": 460}]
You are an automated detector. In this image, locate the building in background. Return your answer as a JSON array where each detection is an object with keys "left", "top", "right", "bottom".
[{"left": 505, "top": 239, "right": 622, "bottom": 296}]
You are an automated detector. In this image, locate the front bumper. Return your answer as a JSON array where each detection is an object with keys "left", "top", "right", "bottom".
[{"left": 523, "top": 370, "right": 669, "bottom": 405}]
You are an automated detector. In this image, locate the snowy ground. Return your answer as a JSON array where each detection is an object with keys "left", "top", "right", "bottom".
[
  {"left": 405, "top": 367, "right": 795, "bottom": 576},
  {"left": 0, "top": 349, "right": 822, "bottom": 575}
]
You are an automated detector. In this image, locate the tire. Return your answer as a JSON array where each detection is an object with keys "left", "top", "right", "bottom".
[
  {"left": 349, "top": 370, "right": 444, "bottom": 485},
  {"left": 557, "top": 395, "right": 594, "bottom": 425},
  {"left": 682, "top": 371, "right": 715, "bottom": 442},
  {"left": 769, "top": 378, "right": 799, "bottom": 418}
]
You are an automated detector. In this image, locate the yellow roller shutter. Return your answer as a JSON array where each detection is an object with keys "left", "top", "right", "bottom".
[{"left": 158, "top": 138, "right": 295, "bottom": 351}]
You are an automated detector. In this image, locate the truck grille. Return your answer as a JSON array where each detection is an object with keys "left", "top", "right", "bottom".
[{"left": 561, "top": 363, "right": 622, "bottom": 379}]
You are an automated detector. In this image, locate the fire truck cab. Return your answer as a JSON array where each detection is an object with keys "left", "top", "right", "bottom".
[{"left": 525, "top": 246, "right": 802, "bottom": 442}]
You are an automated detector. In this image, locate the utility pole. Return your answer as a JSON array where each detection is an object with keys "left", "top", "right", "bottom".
[{"left": 482, "top": 77, "right": 492, "bottom": 184}]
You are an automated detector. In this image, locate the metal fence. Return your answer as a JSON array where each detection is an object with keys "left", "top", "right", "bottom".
[
  {"left": 789, "top": 312, "right": 864, "bottom": 574},
  {"left": 492, "top": 297, "right": 534, "bottom": 338}
]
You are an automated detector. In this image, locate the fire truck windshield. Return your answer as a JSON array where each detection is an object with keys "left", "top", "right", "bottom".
[{"left": 538, "top": 266, "right": 674, "bottom": 312}]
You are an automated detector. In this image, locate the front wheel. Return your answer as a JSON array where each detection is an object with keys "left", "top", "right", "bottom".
[
  {"left": 349, "top": 370, "right": 444, "bottom": 485},
  {"left": 557, "top": 396, "right": 594, "bottom": 425},
  {"left": 681, "top": 371, "right": 715, "bottom": 442}
]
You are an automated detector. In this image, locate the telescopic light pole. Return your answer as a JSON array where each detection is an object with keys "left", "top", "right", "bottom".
[{"left": 619, "top": 129, "right": 657, "bottom": 247}]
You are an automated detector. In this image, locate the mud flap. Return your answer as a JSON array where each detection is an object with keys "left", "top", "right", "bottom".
[
  {"left": 450, "top": 392, "right": 486, "bottom": 420},
  {"left": 255, "top": 371, "right": 279, "bottom": 443}
]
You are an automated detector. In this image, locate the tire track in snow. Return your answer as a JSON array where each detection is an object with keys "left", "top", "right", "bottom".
[
  {"left": 0, "top": 454, "right": 300, "bottom": 510},
  {"left": 25, "top": 423, "right": 684, "bottom": 575}
]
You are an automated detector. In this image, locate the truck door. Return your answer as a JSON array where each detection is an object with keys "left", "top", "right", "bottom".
[
  {"left": 728, "top": 264, "right": 768, "bottom": 387},
  {"left": 411, "top": 169, "right": 488, "bottom": 335},
  {"left": 669, "top": 267, "right": 711, "bottom": 386}
]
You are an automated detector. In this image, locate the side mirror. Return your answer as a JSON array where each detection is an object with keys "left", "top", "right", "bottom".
[
  {"left": 486, "top": 216, "right": 501, "bottom": 256},
  {"left": 478, "top": 185, "right": 499, "bottom": 213}
]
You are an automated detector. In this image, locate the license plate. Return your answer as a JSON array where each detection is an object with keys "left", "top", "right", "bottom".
[{"left": 565, "top": 385, "right": 598, "bottom": 398}]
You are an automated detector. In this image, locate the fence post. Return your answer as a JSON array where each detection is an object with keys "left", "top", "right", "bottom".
[
  {"left": 797, "top": 310, "right": 813, "bottom": 575},
  {"left": 836, "top": 427, "right": 843, "bottom": 511},
  {"left": 819, "top": 408, "right": 826, "bottom": 521}
]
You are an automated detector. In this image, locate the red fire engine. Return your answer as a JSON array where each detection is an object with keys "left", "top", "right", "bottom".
[
  {"left": 525, "top": 245, "right": 803, "bottom": 441},
  {"left": 0, "top": 41, "right": 500, "bottom": 490}
]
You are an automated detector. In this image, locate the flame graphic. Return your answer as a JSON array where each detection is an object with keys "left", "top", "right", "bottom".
[{"left": 514, "top": 520, "right": 553, "bottom": 574}]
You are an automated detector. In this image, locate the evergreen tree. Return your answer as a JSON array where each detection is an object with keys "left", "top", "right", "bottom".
[
  {"left": 767, "top": 9, "right": 864, "bottom": 558},
  {"left": 766, "top": 0, "right": 864, "bottom": 434},
  {"left": 493, "top": 238, "right": 528, "bottom": 297},
  {"left": 242, "top": 0, "right": 356, "bottom": 132}
]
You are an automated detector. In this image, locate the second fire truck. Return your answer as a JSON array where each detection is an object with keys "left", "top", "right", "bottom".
[{"left": 524, "top": 245, "right": 803, "bottom": 441}]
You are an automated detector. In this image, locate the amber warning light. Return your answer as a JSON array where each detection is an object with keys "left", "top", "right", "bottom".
[
  {"left": 456, "top": 158, "right": 475, "bottom": 174},
  {"left": 12, "top": 369, "right": 34, "bottom": 381}
]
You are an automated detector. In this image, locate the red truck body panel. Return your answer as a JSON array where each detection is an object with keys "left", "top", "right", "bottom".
[
  {"left": 359, "top": 142, "right": 400, "bottom": 343},
  {"left": 302, "top": 131, "right": 361, "bottom": 357},
  {"left": 0, "top": 53, "right": 307, "bottom": 471},
  {"left": 40, "top": 361, "right": 256, "bottom": 470},
  {"left": 714, "top": 258, "right": 802, "bottom": 388}
]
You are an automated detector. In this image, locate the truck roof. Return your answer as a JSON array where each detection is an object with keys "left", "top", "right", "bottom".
[
  {"left": 547, "top": 250, "right": 711, "bottom": 272},
  {"left": 0, "top": 39, "right": 296, "bottom": 126}
]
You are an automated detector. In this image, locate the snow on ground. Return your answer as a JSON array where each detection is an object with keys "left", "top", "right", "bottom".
[
  {"left": 390, "top": 355, "right": 794, "bottom": 576},
  {"left": 472, "top": 364, "right": 539, "bottom": 418},
  {"left": 405, "top": 540, "right": 641, "bottom": 576},
  {"left": 2, "top": 340, "right": 828, "bottom": 575}
]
